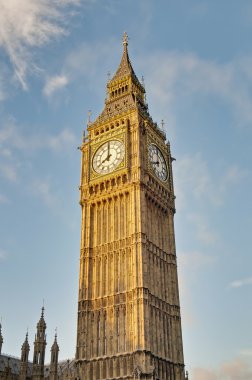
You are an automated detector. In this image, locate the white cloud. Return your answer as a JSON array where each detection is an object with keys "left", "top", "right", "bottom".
[
  {"left": 30, "top": 178, "right": 55, "bottom": 206},
  {"left": 0, "top": 162, "right": 18, "bottom": 182},
  {"left": 0, "top": 193, "right": 9, "bottom": 204},
  {"left": 192, "top": 357, "right": 252, "bottom": 380},
  {"left": 47, "top": 129, "right": 77, "bottom": 151},
  {"left": 138, "top": 51, "right": 252, "bottom": 128},
  {"left": 0, "top": 118, "right": 77, "bottom": 153},
  {"left": 0, "top": 249, "right": 7, "bottom": 260},
  {"left": 0, "top": 118, "right": 77, "bottom": 184},
  {"left": 174, "top": 153, "right": 248, "bottom": 210},
  {"left": 187, "top": 213, "right": 218, "bottom": 245},
  {"left": 43, "top": 74, "right": 69, "bottom": 97},
  {"left": 220, "top": 165, "right": 248, "bottom": 191},
  {"left": 229, "top": 277, "right": 252, "bottom": 289},
  {"left": 174, "top": 153, "right": 219, "bottom": 208},
  {"left": 179, "top": 250, "right": 215, "bottom": 326},
  {"left": 180, "top": 250, "right": 215, "bottom": 275},
  {"left": 239, "top": 349, "right": 252, "bottom": 357},
  {"left": 0, "top": 0, "right": 80, "bottom": 89}
]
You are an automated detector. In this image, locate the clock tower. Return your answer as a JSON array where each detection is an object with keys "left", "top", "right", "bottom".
[{"left": 76, "top": 33, "right": 186, "bottom": 380}]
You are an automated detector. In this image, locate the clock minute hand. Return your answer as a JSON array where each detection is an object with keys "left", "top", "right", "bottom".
[{"left": 151, "top": 161, "right": 159, "bottom": 165}]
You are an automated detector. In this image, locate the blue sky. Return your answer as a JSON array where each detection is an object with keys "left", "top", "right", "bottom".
[{"left": 0, "top": 1, "right": 252, "bottom": 379}]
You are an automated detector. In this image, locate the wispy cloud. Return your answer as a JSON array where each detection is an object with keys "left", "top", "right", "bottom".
[
  {"left": 239, "top": 349, "right": 252, "bottom": 357},
  {"left": 174, "top": 153, "right": 247, "bottom": 209},
  {"left": 0, "top": 118, "right": 77, "bottom": 153},
  {"left": 180, "top": 250, "right": 215, "bottom": 275},
  {"left": 179, "top": 250, "right": 215, "bottom": 325},
  {"left": 240, "top": 348, "right": 252, "bottom": 356},
  {"left": 43, "top": 74, "right": 69, "bottom": 97},
  {"left": 193, "top": 357, "right": 252, "bottom": 380},
  {"left": 229, "top": 277, "right": 252, "bottom": 289},
  {"left": 139, "top": 51, "right": 252, "bottom": 128},
  {"left": 0, "top": 0, "right": 80, "bottom": 89},
  {"left": 30, "top": 178, "right": 55, "bottom": 206},
  {"left": 0, "top": 162, "right": 18, "bottom": 182},
  {"left": 0, "top": 249, "right": 7, "bottom": 260},
  {"left": 0, "top": 193, "right": 9, "bottom": 204},
  {"left": 0, "top": 118, "right": 77, "bottom": 184},
  {"left": 187, "top": 213, "right": 218, "bottom": 245}
]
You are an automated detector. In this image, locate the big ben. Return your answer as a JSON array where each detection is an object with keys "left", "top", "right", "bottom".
[{"left": 76, "top": 33, "right": 186, "bottom": 380}]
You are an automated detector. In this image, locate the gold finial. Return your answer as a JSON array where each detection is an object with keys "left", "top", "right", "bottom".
[
  {"left": 161, "top": 119, "right": 165, "bottom": 130},
  {"left": 123, "top": 32, "right": 128, "bottom": 46}
]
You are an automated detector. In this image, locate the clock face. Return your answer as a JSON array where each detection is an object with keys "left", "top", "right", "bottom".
[
  {"left": 148, "top": 143, "right": 168, "bottom": 182},
  {"left": 93, "top": 140, "right": 125, "bottom": 175}
]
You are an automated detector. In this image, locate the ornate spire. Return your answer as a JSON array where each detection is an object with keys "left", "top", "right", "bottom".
[
  {"left": 22, "top": 332, "right": 30, "bottom": 351},
  {"left": 20, "top": 332, "right": 30, "bottom": 380},
  {"left": 21, "top": 332, "right": 30, "bottom": 362},
  {"left": 50, "top": 332, "right": 59, "bottom": 380},
  {"left": 110, "top": 32, "right": 142, "bottom": 88},
  {"left": 37, "top": 306, "right": 46, "bottom": 330},
  {"left": 51, "top": 332, "right": 59, "bottom": 352},
  {"left": 32, "top": 307, "right": 47, "bottom": 380}
]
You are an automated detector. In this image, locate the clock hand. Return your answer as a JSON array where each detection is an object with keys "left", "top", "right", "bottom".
[{"left": 97, "top": 153, "right": 112, "bottom": 167}]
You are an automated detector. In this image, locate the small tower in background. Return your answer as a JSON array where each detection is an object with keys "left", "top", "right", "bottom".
[
  {"left": 19, "top": 332, "right": 30, "bottom": 380},
  {"left": 0, "top": 322, "right": 3, "bottom": 355},
  {"left": 49, "top": 333, "right": 59, "bottom": 380},
  {"left": 32, "top": 307, "right": 47, "bottom": 380}
]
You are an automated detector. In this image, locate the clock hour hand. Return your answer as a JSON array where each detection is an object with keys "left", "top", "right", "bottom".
[
  {"left": 97, "top": 153, "right": 112, "bottom": 167},
  {"left": 151, "top": 161, "right": 160, "bottom": 166}
]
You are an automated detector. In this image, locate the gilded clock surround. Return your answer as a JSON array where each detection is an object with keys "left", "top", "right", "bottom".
[{"left": 76, "top": 34, "right": 186, "bottom": 380}]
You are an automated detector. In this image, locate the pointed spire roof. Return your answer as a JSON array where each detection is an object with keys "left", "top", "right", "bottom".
[
  {"left": 37, "top": 306, "right": 46, "bottom": 330},
  {"left": 111, "top": 32, "right": 143, "bottom": 88},
  {"left": 51, "top": 333, "right": 59, "bottom": 352},
  {"left": 21, "top": 332, "right": 30, "bottom": 351}
]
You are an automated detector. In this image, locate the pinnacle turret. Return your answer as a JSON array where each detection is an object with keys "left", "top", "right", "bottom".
[
  {"left": 32, "top": 307, "right": 47, "bottom": 380},
  {"left": 49, "top": 333, "right": 59, "bottom": 380},
  {"left": 21, "top": 332, "right": 30, "bottom": 356},
  {"left": 51, "top": 333, "right": 59, "bottom": 353},
  {"left": 19, "top": 332, "right": 30, "bottom": 380}
]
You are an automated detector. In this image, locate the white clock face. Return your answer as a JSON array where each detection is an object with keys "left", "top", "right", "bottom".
[
  {"left": 148, "top": 144, "right": 168, "bottom": 182},
  {"left": 93, "top": 140, "right": 125, "bottom": 175}
]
